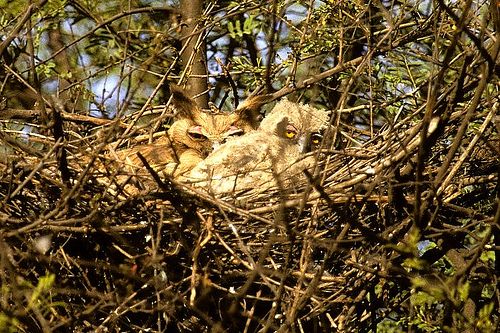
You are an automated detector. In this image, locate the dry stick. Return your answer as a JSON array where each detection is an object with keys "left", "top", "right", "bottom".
[
  {"left": 243, "top": 289, "right": 262, "bottom": 333},
  {"left": 0, "top": 108, "right": 42, "bottom": 120},
  {"left": 270, "top": 56, "right": 364, "bottom": 104},
  {"left": 209, "top": 226, "right": 254, "bottom": 271},
  {"left": 414, "top": 0, "right": 476, "bottom": 229},
  {"left": 0, "top": 0, "right": 48, "bottom": 57},
  {"left": 6, "top": 137, "right": 63, "bottom": 200},
  {"left": 34, "top": 223, "right": 149, "bottom": 233},
  {"left": 304, "top": 285, "right": 354, "bottom": 323},
  {"left": 60, "top": 54, "right": 138, "bottom": 95},
  {"left": 209, "top": 228, "right": 291, "bottom": 297},
  {"left": 227, "top": 224, "right": 282, "bottom": 303},
  {"left": 285, "top": 204, "right": 322, "bottom": 325},
  {"left": 0, "top": 129, "right": 45, "bottom": 158},
  {"left": 189, "top": 214, "right": 213, "bottom": 306},
  {"left": 35, "top": 7, "right": 178, "bottom": 68},
  {"left": 429, "top": 74, "right": 491, "bottom": 200},
  {"left": 0, "top": 107, "right": 127, "bottom": 127},
  {"left": 45, "top": 98, "right": 71, "bottom": 184},
  {"left": 2, "top": 140, "right": 93, "bottom": 237},
  {"left": 2, "top": 64, "right": 51, "bottom": 107},
  {"left": 215, "top": 58, "right": 239, "bottom": 108},
  {"left": 264, "top": 0, "right": 278, "bottom": 93},
  {"left": 118, "top": 71, "right": 172, "bottom": 142},
  {"left": 277, "top": 237, "right": 352, "bottom": 330},
  {"left": 205, "top": 205, "right": 279, "bottom": 307},
  {"left": 438, "top": 104, "right": 498, "bottom": 198},
  {"left": 181, "top": 183, "right": 273, "bottom": 224},
  {"left": 437, "top": 0, "right": 496, "bottom": 70},
  {"left": 111, "top": 46, "right": 187, "bottom": 149},
  {"left": 432, "top": 42, "right": 500, "bottom": 192},
  {"left": 286, "top": 217, "right": 353, "bottom": 332},
  {"left": 286, "top": 0, "right": 315, "bottom": 87},
  {"left": 95, "top": 284, "right": 148, "bottom": 333},
  {"left": 26, "top": 6, "right": 50, "bottom": 129},
  {"left": 115, "top": 4, "right": 135, "bottom": 118}
]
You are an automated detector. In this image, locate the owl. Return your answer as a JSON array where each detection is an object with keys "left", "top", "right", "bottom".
[
  {"left": 186, "top": 98, "right": 331, "bottom": 195},
  {"left": 98, "top": 87, "right": 266, "bottom": 193}
]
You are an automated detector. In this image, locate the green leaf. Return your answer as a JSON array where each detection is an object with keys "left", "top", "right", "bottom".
[
  {"left": 227, "top": 21, "right": 236, "bottom": 39},
  {"left": 0, "top": 312, "right": 19, "bottom": 333},
  {"left": 457, "top": 281, "right": 469, "bottom": 301},
  {"left": 28, "top": 273, "right": 56, "bottom": 310},
  {"left": 235, "top": 20, "right": 243, "bottom": 37},
  {"left": 477, "top": 302, "right": 494, "bottom": 331}
]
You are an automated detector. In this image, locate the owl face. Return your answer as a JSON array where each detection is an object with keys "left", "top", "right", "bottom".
[
  {"left": 259, "top": 98, "right": 330, "bottom": 153},
  {"left": 165, "top": 86, "right": 265, "bottom": 159},
  {"left": 170, "top": 110, "right": 253, "bottom": 159}
]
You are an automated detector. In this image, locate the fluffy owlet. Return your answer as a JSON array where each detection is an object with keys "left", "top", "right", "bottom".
[
  {"left": 113, "top": 87, "right": 263, "bottom": 175},
  {"left": 186, "top": 98, "right": 331, "bottom": 195},
  {"left": 95, "top": 87, "right": 266, "bottom": 193}
]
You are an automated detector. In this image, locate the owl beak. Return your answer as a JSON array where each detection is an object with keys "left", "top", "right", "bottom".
[
  {"left": 212, "top": 141, "right": 221, "bottom": 151},
  {"left": 298, "top": 135, "right": 307, "bottom": 153}
]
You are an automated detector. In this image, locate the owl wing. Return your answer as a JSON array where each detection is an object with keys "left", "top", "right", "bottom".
[{"left": 114, "top": 143, "right": 178, "bottom": 173}]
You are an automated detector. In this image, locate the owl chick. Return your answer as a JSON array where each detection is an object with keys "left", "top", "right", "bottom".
[
  {"left": 186, "top": 98, "right": 330, "bottom": 195},
  {"left": 99, "top": 87, "right": 266, "bottom": 193}
]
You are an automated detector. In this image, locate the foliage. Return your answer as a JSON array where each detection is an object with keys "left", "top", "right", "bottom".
[{"left": 0, "top": 0, "right": 498, "bottom": 331}]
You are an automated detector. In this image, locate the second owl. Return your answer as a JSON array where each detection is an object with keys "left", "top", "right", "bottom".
[{"left": 187, "top": 99, "right": 331, "bottom": 195}]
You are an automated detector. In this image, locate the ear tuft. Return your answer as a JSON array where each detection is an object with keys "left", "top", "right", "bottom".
[
  {"left": 235, "top": 94, "right": 274, "bottom": 129},
  {"left": 169, "top": 85, "right": 200, "bottom": 119}
]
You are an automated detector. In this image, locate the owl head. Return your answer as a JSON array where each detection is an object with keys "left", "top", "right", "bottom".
[
  {"left": 259, "top": 98, "right": 330, "bottom": 154},
  {"left": 168, "top": 86, "right": 264, "bottom": 159}
]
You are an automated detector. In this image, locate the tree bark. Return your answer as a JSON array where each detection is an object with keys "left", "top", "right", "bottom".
[{"left": 179, "top": 0, "right": 208, "bottom": 108}]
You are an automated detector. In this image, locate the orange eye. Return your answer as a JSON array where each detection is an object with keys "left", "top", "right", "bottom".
[
  {"left": 284, "top": 124, "right": 298, "bottom": 139},
  {"left": 311, "top": 133, "right": 322, "bottom": 145},
  {"left": 285, "top": 130, "right": 296, "bottom": 139}
]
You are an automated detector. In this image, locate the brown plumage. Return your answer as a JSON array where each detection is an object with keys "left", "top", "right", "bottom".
[
  {"left": 186, "top": 98, "right": 331, "bottom": 195},
  {"left": 105, "top": 87, "right": 265, "bottom": 192}
]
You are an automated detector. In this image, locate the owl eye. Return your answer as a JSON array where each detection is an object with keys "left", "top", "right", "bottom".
[
  {"left": 188, "top": 125, "right": 207, "bottom": 140},
  {"left": 311, "top": 133, "right": 323, "bottom": 145},
  {"left": 284, "top": 124, "right": 298, "bottom": 139}
]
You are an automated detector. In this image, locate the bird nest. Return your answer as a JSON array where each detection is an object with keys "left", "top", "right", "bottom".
[{"left": 0, "top": 103, "right": 498, "bottom": 332}]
